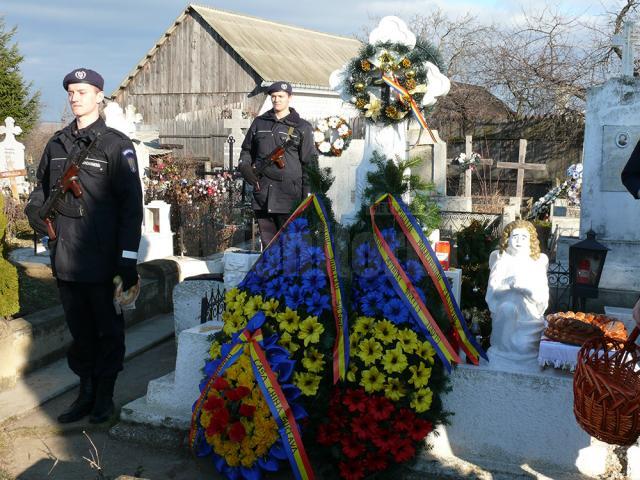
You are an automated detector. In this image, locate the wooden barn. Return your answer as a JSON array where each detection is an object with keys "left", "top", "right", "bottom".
[{"left": 111, "top": 4, "right": 361, "bottom": 164}]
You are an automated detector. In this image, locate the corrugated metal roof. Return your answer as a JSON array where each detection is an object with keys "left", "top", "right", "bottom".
[
  {"left": 190, "top": 4, "right": 361, "bottom": 88},
  {"left": 114, "top": 4, "right": 361, "bottom": 95}
]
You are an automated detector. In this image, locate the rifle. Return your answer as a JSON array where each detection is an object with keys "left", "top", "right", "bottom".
[
  {"left": 38, "top": 135, "right": 100, "bottom": 240},
  {"left": 238, "top": 134, "right": 296, "bottom": 187}
]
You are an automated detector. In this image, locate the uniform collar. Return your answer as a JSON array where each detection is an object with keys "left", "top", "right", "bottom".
[{"left": 260, "top": 107, "right": 301, "bottom": 126}]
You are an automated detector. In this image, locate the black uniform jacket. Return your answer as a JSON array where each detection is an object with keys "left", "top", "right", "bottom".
[
  {"left": 36, "top": 117, "right": 143, "bottom": 283},
  {"left": 239, "top": 108, "right": 317, "bottom": 214},
  {"left": 622, "top": 140, "right": 640, "bottom": 199}
]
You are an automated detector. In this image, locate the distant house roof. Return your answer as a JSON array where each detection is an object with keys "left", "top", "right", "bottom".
[{"left": 113, "top": 4, "right": 362, "bottom": 95}]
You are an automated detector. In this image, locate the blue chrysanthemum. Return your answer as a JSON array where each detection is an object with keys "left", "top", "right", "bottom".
[
  {"left": 360, "top": 292, "right": 381, "bottom": 317},
  {"left": 284, "top": 284, "right": 305, "bottom": 309},
  {"left": 381, "top": 227, "right": 400, "bottom": 251},
  {"left": 300, "top": 245, "right": 325, "bottom": 266},
  {"left": 305, "top": 290, "right": 331, "bottom": 316},
  {"left": 383, "top": 297, "right": 410, "bottom": 325},
  {"left": 265, "top": 276, "right": 286, "bottom": 300},
  {"left": 301, "top": 268, "right": 327, "bottom": 292},
  {"left": 289, "top": 217, "right": 309, "bottom": 234},
  {"left": 404, "top": 259, "right": 425, "bottom": 283}
]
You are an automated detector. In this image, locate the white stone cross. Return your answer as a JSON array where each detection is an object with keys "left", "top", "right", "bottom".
[
  {"left": 223, "top": 109, "right": 250, "bottom": 140},
  {"left": 0, "top": 117, "right": 22, "bottom": 145},
  {"left": 496, "top": 139, "right": 547, "bottom": 199},
  {"left": 612, "top": 21, "right": 640, "bottom": 77}
]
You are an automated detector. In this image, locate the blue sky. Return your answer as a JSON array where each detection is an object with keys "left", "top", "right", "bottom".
[{"left": 1, "top": 0, "right": 612, "bottom": 121}]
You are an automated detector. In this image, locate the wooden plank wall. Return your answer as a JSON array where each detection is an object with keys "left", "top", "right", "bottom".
[{"left": 115, "top": 12, "right": 264, "bottom": 124}]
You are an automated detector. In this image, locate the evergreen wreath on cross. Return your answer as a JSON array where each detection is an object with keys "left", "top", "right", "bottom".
[{"left": 330, "top": 16, "right": 450, "bottom": 128}]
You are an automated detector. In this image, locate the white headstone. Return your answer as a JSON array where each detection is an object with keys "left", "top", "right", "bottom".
[{"left": 0, "top": 117, "right": 27, "bottom": 198}]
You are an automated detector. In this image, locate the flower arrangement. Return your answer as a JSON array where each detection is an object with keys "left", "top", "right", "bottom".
[
  {"left": 452, "top": 152, "right": 481, "bottom": 171},
  {"left": 529, "top": 163, "right": 583, "bottom": 220},
  {"left": 313, "top": 116, "right": 353, "bottom": 157}
]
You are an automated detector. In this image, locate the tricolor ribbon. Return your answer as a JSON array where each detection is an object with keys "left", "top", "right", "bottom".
[
  {"left": 382, "top": 74, "right": 437, "bottom": 143},
  {"left": 370, "top": 194, "right": 487, "bottom": 371},
  {"left": 266, "top": 194, "right": 349, "bottom": 383},
  {"left": 189, "top": 319, "right": 315, "bottom": 480}
]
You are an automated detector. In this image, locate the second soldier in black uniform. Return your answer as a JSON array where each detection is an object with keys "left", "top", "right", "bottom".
[
  {"left": 27, "top": 68, "right": 143, "bottom": 424},
  {"left": 238, "top": 81, "right": 317, "bottom": 247}
]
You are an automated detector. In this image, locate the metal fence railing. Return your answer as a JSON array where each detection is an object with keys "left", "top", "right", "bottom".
[{"left": 439, "top": 211, "right": 501, "bottom": 239}]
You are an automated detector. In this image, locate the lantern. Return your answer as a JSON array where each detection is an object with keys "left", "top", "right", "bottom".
[{"left": 569, "top": 229, "right": 609, "bottom": 311}]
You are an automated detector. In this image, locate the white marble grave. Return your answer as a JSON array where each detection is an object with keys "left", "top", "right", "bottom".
[
  {"left": 579, "top": 76, "right": 640, "bottom": 294},
  {"left": 0, "top": 117, "right": 28, "bottom": 198}
]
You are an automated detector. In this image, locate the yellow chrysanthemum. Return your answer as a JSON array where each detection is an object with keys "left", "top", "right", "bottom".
[
  {"left": 278, "top": 331, "right": 300, "bottom": 354},
  {"left": 199, "top": 409, "right": 212, "bottom": 429},
  {"left": 349, "top": 332, "right": 360, "bottom": 351},
  {"left": 298, "top": 316, "right": 324, "bottom": 346},
  {"left": 225, "top": 287, "right": 241, "bottom": 305},
  {"left": 360, "top": 366, "right": 385, "bottom": 393},
  {"left": 374, "top": 319, "right": 397, "bottom": 344},
  {"left": 397, "top": 328, "right": 418, "bottom": 353},
  {"left": 222, "top": 311, "right": 247, "bottom": 335},
  {"left": 357, "top": 338, "right": 383, "bottom": 366},
  {"left": 384, "top": 377, "right": 406, "bottom": 401},
  {"left": 411, "top": 387, "right": 434, "bottom": 413},
  {"left": 209, "top": 341, "right": 222, "bottom": 360},
  {"left": 276, "top": 308, "right": 300, "bottom": 333},
  {"left": 346, "top": 363, "right": 358, "bottom": 383},
  {"left": 354, "top": 316, "right": 375, "bottom": 335},
  {"left": 243, "top": 295, "right": 263, "bottom": 317},
  {"left": 415, "top": 340, "right": 436, "bottom": 364},
  {"left": 302, "top": 347, "right": 325, "bottom": 373},
  {"left": 408, "top": 363, "right": 432, "bottom": 388},
  {"left": 382, "top": 346, "right": 408, "bottom": 374},
  {"left": 261, "top": 298, "right": 280, "bottom": 317},
  {"left": 293, "top": 371, "right": 322, "bottom": 396}
]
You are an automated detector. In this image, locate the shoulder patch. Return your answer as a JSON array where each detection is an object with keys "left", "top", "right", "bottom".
[{"left": 122, "top": 148, "right": 137, "bottom": 173}]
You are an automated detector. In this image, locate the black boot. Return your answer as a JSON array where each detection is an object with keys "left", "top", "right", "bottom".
[
  {"left": 89, "top": 376, "right": 116, "bottom": 424},
  {"left": 57, "top": 377, "right": 95, "bottom": 423}
]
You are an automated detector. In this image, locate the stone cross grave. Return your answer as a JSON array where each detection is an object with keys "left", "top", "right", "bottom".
[
  {"left": 612, "top": 21, "right": 640, "bottom": 77},
  {"left": 0, "top": 117, "right": 27, "bottom": 199},
  {"left": 447, "top": 135, "right": 494, "bottom": 197},
  {"left": 496, "top": 139, "right": 546, "bottom": 200},
  {"left": 222, "top": 108, "right": 250, "bottom": 170}
]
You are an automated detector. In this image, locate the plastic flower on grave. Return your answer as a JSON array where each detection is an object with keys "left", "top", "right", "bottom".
[
  {"left": 408, "top": 363, "right": 432, "bottom": 388},
  {"left": 397, "top": 328, "right": 418, "bottom": 353},
  {"left": 302, "top": 346, "right": 325, "bottom": 373},
  {"left": 298, "top": 315, "right": 324, "bottom": 346},
  {"left": 293, "top": 371, "right": 322, "bottom": 395},
  {"left": 360, "top": 366, "right": 385, "bottom": 393},
  {"left": 353, "top": 316, "right": 375, "bottom": 335},
  {"left": 410, "top": 387, "right": 433, "bottom": 413},
  {"left": 373, "top": 319, "right": 397, "bottom": 344},
  {"left": 357, "top": 337, "right": 383, "bottom": 365},
  {"left": 381, "top": 346, "right": 408, "bottom": 374},
  {"left": 276, "top": 307, "right": 300, "bottom": 333}
]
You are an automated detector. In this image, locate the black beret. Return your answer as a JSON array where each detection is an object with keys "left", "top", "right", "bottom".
[
  {"left": 63, "top": 68, "right": 104, "bottom": 91},
  {"left": 267, "top": 81, "right": 292, "bottom": 95}
]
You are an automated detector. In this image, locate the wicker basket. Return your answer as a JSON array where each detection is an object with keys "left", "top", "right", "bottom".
[{"left": 573, "top": 327, "right": 640, "bottom": 445}]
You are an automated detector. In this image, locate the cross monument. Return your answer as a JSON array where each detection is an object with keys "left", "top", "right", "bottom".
[
  {"left": 0, "top": 117, "right": 26, "bottom": 199},
  {"left": 223, "top": 109, "right": 250, "bottom": 169},
  {"left": 496, "top": 139, "right": 547, "bottom": 200}
]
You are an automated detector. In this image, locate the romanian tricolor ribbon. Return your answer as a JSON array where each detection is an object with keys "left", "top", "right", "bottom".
[
  {"left": 370, "top": 194, "right": 487, "bottom": 371},
  {"left": 266, "top": 194, "right": 349, "bottom": 383},
  {"left": 382, "top": 74, "right": 437, "bottom": 144},
  {"left": 189, "top": 323, "right": 315, "bottom": 480}
]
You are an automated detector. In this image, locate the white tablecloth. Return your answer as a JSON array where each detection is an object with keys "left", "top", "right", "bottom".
[{"left": 537, "top": 337, "right": 580, "bottom": 371}]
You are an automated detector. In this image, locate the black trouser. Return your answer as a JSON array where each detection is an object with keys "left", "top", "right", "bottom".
[
  {"left": 57, "top": 280, "right": 125, "bottom": 379},
  {"left": 255, "top": 210, "right": 290, "bottom": 248}
]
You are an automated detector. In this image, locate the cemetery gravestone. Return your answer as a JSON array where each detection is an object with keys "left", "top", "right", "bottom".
[
  {"left": 0, "top": 117, "right": 27, "bottom": 199},
  {"left": 223, "top": 109, "right": 250, "bottom": 169}
]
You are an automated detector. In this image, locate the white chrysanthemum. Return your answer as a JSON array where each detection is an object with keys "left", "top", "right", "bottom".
[
  {"left": 313, "top": 131, "right": 325, "bottom": 143},
  {"left": 333, "top": 138, "right": 344, "bottom": 150},
  {"left": 318, "top": 141, "right": 331, "bottom": 153},
  {"left": 337, "top": 124, "right": 349, "bottom": 136},
  {"left": 317, "top": 120, "right": 329, "bottom": 132},
  {"left": 328, "top": 117, "right": 339, "bottom": 128}
]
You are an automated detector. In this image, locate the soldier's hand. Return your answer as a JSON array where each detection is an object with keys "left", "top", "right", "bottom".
[
  {"left": 254, "top": 181, "right": 260, "bottom": 192},
  {"left": 116, "top": 260, "right": 139, "bottom": 291}
]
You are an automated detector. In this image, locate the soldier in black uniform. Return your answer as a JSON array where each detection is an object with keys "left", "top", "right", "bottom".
[
  {"left": 238, "top": 81, "right": 317, "bottom": 247},
  {"left": 26, "top": 68, "right": 143, "bottom": 423}
]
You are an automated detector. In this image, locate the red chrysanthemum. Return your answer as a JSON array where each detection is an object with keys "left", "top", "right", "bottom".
[
  {"left": 340, "top": 437, "right": 366, "bottom": 459},
  {"left": 368, "top": 395, "right": 394, "bottom": 421},
  {"left": 338, "top": 460, "right": 366, "bottom": 480},
  {"left": 226, "top": 386, "right": 251, "bottom": 401},
  {"left": 228, "top": 420, "right": 247, "bottom": 443},
  {"left": 351, "top": 414, "right": 375, "bottom": 440},
  {"left": 394, "top": 407, "right": 416, "bottom": 431},
  {"left": 343, "top": 388, "right": 368, "bottom": 413},
  {"left": 407, "top": 418, "right": 433, "bottom": 442},
  {"left": 390, "top": 438, "right": 416, "bottom": 463},
  {"left": 316, "top": 423, "right": 336, "bottom": 446},
  {"left": 212, "top": 377, "right": 230, "bottom": 392},
  {"left": 371, "top": 429, "right": 400, "bottom": 451},
  {"left": 238, "top": 403, "right": 256, "bottom": 418}
]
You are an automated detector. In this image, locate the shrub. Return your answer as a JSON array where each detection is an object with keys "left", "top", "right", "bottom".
[{"left": 0, "top": 195, "right": 19, "bottom": 318}]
